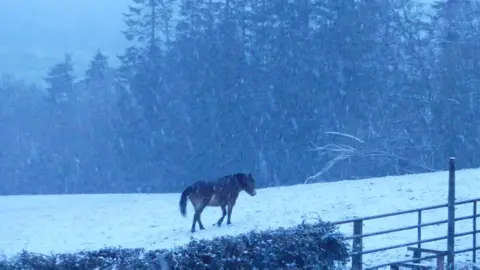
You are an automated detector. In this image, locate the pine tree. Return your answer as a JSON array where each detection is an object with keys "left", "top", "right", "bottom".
[
  {"left": 430, "top": 0, "right": 480, "bottom": 164},
  {"left": 85, "top": 50, "right": 110, "bottom": 86},
  {"left": 112, "top": 0, "right": 183, "bottom": 191},
  {"left": 44, "top": 53, "right": 75, "bottom": 104},
  {"left": 42, "top": 54, "right": 80, "bottom": 193}
]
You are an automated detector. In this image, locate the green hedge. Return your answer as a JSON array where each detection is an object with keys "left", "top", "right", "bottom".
[{"left": 0, "top": 219, "right": 350, "bottom": 269}]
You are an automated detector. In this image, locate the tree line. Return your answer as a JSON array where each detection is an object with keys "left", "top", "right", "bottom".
[{"left": 0, "top": 0, "right": 477, "bottom": 195}]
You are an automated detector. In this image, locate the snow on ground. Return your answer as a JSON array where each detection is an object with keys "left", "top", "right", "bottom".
[{"left": 1, "top": 168, "right": 480, "bottom": 269}]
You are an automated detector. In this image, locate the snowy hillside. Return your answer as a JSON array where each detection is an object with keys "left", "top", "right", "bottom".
[{"left": 1, "top": 168, "right": 480, "bottom": 268}]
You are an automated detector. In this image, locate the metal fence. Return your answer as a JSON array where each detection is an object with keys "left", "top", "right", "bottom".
[{"left": 331, "top": 158, "right": 480, "bottom": 270}]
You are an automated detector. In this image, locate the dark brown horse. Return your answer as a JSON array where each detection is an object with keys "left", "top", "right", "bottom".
[{"left": 179, "top": 172, "right": 257, "bottom": 233}]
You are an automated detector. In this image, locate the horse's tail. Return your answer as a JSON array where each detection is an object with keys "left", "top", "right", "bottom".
[{"left": 179, "top": 185, "right": 193, "bottom": 217}]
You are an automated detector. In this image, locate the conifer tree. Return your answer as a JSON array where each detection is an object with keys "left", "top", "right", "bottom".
[{"left": 44, "top": 53, "right": 75, "bottom": 104}]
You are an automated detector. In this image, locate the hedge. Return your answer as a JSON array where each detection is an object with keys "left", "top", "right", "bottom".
[{"left": 0, "top": 219, "right": 349, "bottom": 270}]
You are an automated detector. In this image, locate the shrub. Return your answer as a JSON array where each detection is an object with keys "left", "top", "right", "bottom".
[
  {"left": 164, "top": 219, "right": 349, "bottom": 269},
  {"left": 0, "top": 219, "right": 349, "bottom": 270}
]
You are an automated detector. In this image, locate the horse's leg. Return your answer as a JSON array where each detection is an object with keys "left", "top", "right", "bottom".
[
  {"left": 191, "top": 209, "right": 198, "bottom": 233},
  {"left": 196, "top": 204, "right": 207, "bottom": 230},
  {"left": 216, "top": 204, "right": 227, "bottom": 227},
  {"left": 227, "top": 201, "right": 236, "bottom": 225}
]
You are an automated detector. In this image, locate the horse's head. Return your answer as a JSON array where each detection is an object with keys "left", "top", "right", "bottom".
[{"left": 241, "top": 173, "right": 257, "bottom": 196}]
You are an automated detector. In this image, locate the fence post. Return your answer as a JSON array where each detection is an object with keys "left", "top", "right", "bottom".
[
  {"left": 414, "top": 210, "right": 422, "bottom": 263},
  {"left": 474, "top": 200, "right": 477, "bottom": 268},
  {"left": 352, "top": 219, "right": 363, "bottom": 270},
  {"left": 447, "top": 157, "right": 456, "bottom": 269}
]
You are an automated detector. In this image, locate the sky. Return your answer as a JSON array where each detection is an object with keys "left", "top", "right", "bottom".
[{"left": 0, "top": 0, "right": 131, "bottom": 82}]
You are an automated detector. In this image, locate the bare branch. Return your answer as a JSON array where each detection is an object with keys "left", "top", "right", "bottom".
[
  {"left": 307, "top": 143, "right": 356, "bottom": 154},
  {"left": 324, "top": 131, "right": 366, "bottom": 143},
  {"left": 304, "top": 153, "right": 352, "bottom": 184},
  {"left": 305, "top": 131, "right": 401, "bottom": 184}
]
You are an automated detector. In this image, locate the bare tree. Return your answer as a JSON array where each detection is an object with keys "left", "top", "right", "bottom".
[{"left": 304, "top": 131, "right": 435, "bottom": 184}]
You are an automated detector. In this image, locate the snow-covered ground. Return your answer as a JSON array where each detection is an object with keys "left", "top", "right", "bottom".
[{"left": 1, "top": 168, "right": 480, "bottom": 269}]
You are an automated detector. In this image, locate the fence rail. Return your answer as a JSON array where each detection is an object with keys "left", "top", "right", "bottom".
[{"left": 331, "top": 158, "right": 480, "bottom": 270}]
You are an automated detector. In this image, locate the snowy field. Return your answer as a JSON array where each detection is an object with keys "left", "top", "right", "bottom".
[{"left": 1, "top": 168, "right": 480, "bottom": 269}]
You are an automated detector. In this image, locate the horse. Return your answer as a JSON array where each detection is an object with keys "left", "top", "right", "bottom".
[{"left": 179, "top": 172, "right": 257, "bottom": 233}]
